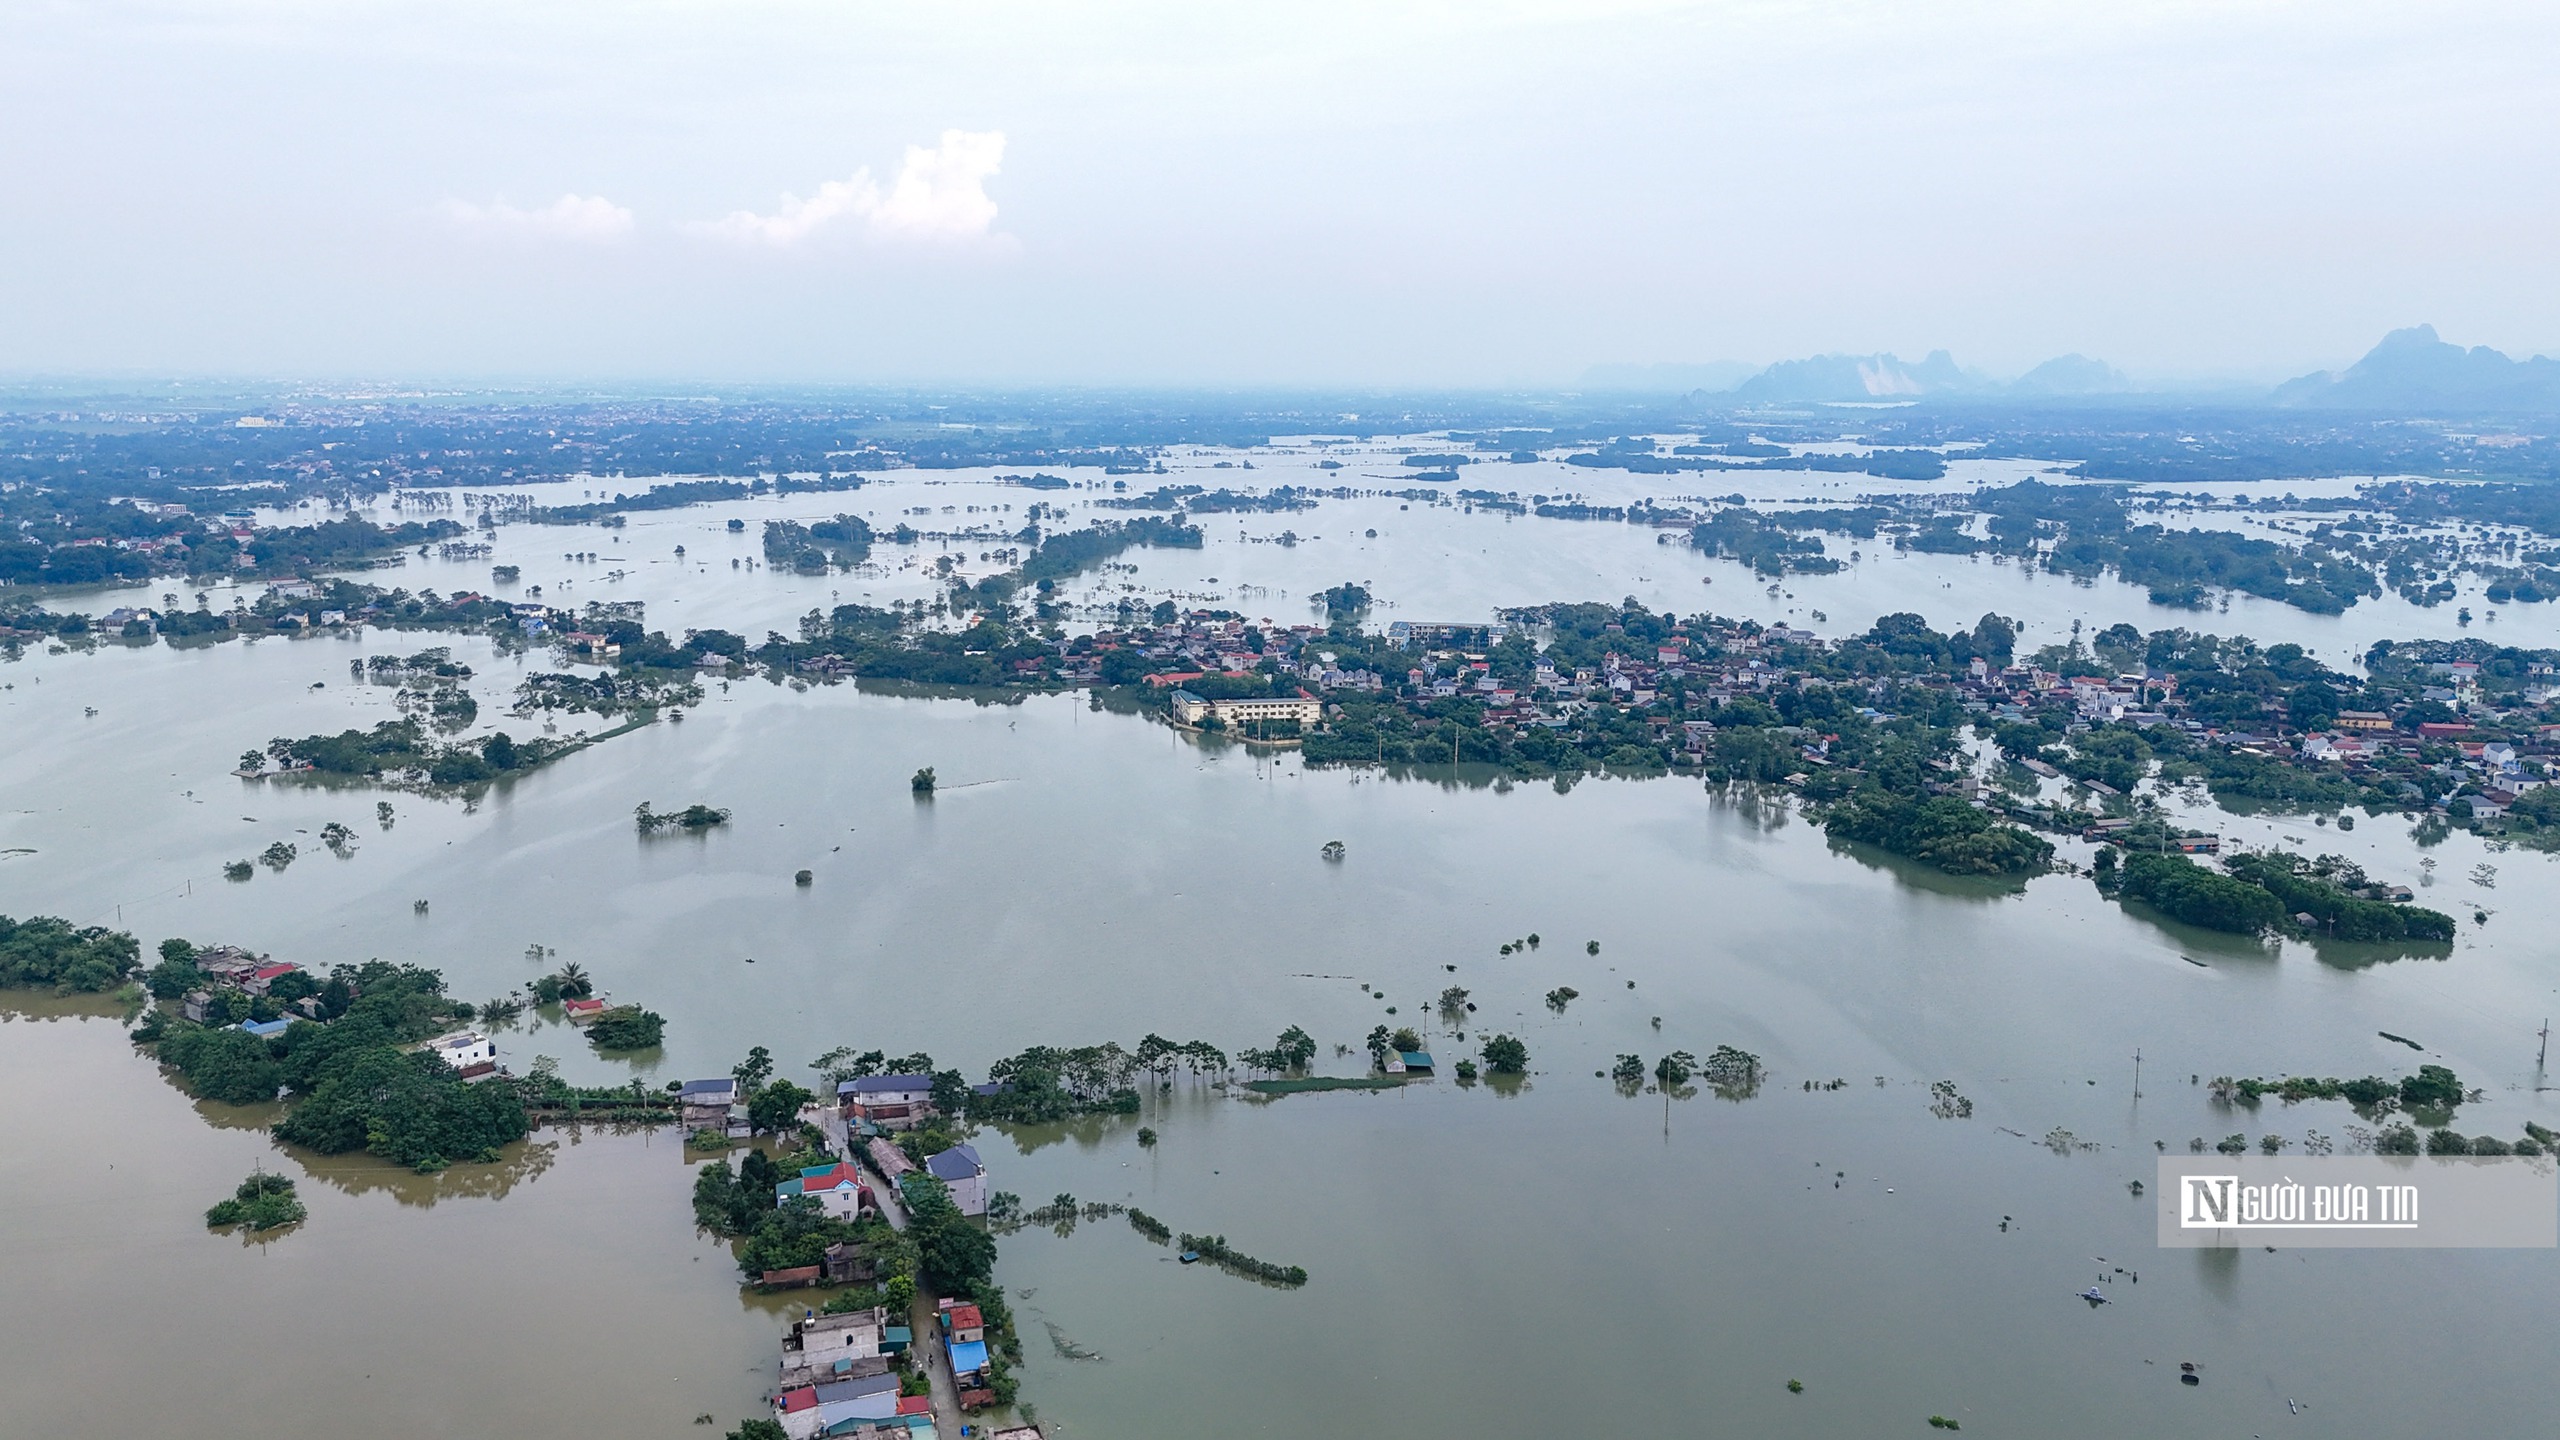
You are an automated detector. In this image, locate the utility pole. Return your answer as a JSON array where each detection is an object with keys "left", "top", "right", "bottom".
[
  {"left": 2133, "top": 1048, "right": 2142, "bottom": 1098},
  {"left": 2539, "top": 1020, "right": 2550, "bottom": 1069}
]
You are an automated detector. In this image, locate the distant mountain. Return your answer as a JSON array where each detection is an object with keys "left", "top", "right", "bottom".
[
  {"left": 1578, "top": 360, "right": 1761, "bottom": 393},
  {"left": 2275, "top": 325, "right": 2560, "bottom": 411},
  {"left": 1728, "top": 349, "right": 1981, "bottom": 403},
  {"left": 2010, "top": 353, "right": 2131, "bottom": 396}
]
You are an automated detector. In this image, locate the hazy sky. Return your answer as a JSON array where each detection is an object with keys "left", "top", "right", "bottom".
[{"left": 4, "top": 1, "right": 2555, "bottom": 386}]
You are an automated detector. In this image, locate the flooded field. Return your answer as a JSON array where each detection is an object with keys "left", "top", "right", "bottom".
[{"left": 4, "top": 452, "right": 2555, "bottom": 1438}]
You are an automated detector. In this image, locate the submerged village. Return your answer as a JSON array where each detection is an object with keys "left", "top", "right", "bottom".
[
  {"left": 11, "top": 415, "right": 2560, "bottom": 1435},
  {"left": 0, "top": 895, "right": 1371, "bottom": 1438},
  {"left": 35, "top": 518, "right": 2550, "bottom": 947}
]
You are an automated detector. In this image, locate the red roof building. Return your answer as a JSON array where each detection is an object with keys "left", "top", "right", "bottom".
[{"left": 242, "top": 962, "right": 302, "bottom": 995}]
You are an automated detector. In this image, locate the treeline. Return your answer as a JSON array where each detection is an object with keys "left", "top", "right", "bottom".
[
  {"left": 0, "top": 914, "right": 142, "bottom": 993},
  {"left": 1567, "top": 448, "right": 1948, "bottom": 482},
  {"left": 2098, "top": 851, "right": 2454, "bottom": 942},
  {"left": 259, "top": 719, "right": 583, "bottom": 789},
  {"left": 755, "top": 605, "right": 1060, "bottom": 688},
  {"left": 1020, "top": 516, "right": 1203, "bottom": 583},
  {"left": 2212, "top": 1064, "right": 2463, "bottom": 1114},
  {"left": 1175, "top": 1232, "right": 1308, "bottom": 1287},
  {"left": 763, "top": 514, "right": 874, "bottom": 572},
  {"left": 135, "top": 959, "right": 531, "bottom": 1171},
  {"left": 1821, "top": 792, "right": 2054, "bottom": 877},
  {"left": 1689, "top": 511, "right": 1841, "bottom": 576}
]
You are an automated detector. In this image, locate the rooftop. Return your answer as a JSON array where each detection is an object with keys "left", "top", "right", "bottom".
[
  {"left": 924, "top": 1144, "right": 983, "bottom": 1181},
  {"left": 839, "top": 1074, "right": 934, "bottom": 1095},
  {"left": 815, "top": 1372, "right": 900, "bottom": 1402},
  {"left": 796, "top": 1308, "right": 885, "bottom": 1338},
  {"left": 796, "top": 1162, "right": 863, "bottom": 1192}
]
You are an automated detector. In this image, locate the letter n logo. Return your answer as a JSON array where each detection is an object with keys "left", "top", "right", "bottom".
[{"left": 2183, "top": 1175, "right": 2235, "bottom": 1227}]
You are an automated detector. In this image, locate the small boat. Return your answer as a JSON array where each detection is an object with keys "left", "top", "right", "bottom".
[
  {"left": 1178, "top": 1250, "right": 1200, "bottom": 1264},
  {"left": 2079, "top": 1288, "right": 2108, "bottom": 1305}
]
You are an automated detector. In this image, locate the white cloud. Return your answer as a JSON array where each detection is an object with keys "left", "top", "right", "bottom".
[
  {"left": 440, "top": 193, "right": 635, "bottom": 242},
  {"left": 705, "top": 130, "right": 1005, "bottom": 247}
]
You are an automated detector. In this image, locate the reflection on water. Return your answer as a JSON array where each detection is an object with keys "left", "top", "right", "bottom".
[
  {"left": 1709, "top": 780, "right": 1795, "bottom": 833},
  {"left": 2308, "top": 936, "right": 2458, "bottom": 971},
  {"left": 0, "top": 1009, "right": 774, "bottom": 1440},
  {"left": 190, "top": 1093, "right": 288, "bottom": 1132},
  {"left": 1823, "top": 836, "right": 2034, "bottom": 900},
  {"left": 0, "top": 992, "right": 132, "bottom": 1024},
  {"left": 296, "top": 1136, "right": 563, "bottom": 1206}
]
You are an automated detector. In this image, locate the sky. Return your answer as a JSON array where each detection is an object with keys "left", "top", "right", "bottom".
[{"left": 2, "top": 0, "right": 2556, "bottom": 388}]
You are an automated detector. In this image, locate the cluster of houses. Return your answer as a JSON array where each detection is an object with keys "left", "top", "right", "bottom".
[
  {"left": 765, "top": 1298, "right": 1036, "bottom": 1440},
  {"left": 727, "top": 1072, "right": 1028, "bottom": 1439},
  {"left": 175, "top": 946, "right": 311, "bottom": 1037},
  {"left": 1380, "top": 619, "right": 1822, "bottom": 744},
  {"left": 169, "top": 945, "right": 502, "bottom": 1081},
  {"left": 770, "top": 1304, "right": 926, "bottom": 1440}
]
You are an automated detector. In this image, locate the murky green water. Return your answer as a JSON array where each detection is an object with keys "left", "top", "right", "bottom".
[{"left": 4, "top": 455, "right": 2553, "bottom": 1437}]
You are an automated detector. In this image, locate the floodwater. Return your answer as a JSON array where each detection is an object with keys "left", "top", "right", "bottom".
[{"left": 4, "top": 451, "right": 2557, "bottom": 1438}]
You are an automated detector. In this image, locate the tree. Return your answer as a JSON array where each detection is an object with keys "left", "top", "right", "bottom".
[
  {"left": 481, "top": 731, "right": 519, "bottom": 770},
  {"left": 1701, "top": 1045, "right": 1763, "bottom": 1095},
  {"left": 2116, "top": 853, "right": 2283, "bottom": 934},
  {"left": 733, "top": 1046, "right": 775, "bottom": 1090},
  {"left": 2399, "top": 1065, "right": 2463, "bottom": 1111},
  {"left": 273, "top": 1048, "right": 528, "bottom": 1171},
  {"left": 1481, "top": 1035, "right": 1529, "bottom": 1074},
  {"left": 813, "top": 1046, "right": 891, "bottom": 1083},
  {"left": 585, "top": 1006, "right": 666, "bottom": 1051},
  {"left": 911, "top": 767, "right": 937, "bottom": 795},
  {"left": 1272, "top": 1025, "right": 1317, "bottom": 1072},
  {"left": 146, "top": 942, "right": 206, "bottom": 1000},
  {"left": 903, "top": 1174, "right": 997, "bottom": 1290},
  {"left": 153, "top": 1023, "right": 284, "bottom": 1104},
  {"left": 726, "top": 1420, "right": 787, "bottom": 1440},
  {"left": 0, "top": 914, "right": 142, "bottom": 992},
  {"left": 238, "top": 750, "right": 266, "bottom": 774},
  {"left": 205, "top": 1171, "right": 305, "bottom": 1231},
  {"left": 748, "top": 1079, "right": 814, "bottom": 1137}
]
